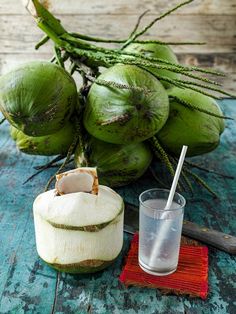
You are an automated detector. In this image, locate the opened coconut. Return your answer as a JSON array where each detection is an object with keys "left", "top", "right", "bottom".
[
  {"left": 157, "top": 87, "right": 225, "bottom": 157},
  {"left": 74, "top": 136, "right": 152, "bottom": 187},
  {"left": 33, "top": 168, "right": 124, "bottom": 273},
  {"left": 83, "top": 64, "right": 169, "bottom": 144}
]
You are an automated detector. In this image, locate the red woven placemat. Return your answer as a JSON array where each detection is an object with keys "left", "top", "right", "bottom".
[{"left": 119, "top": 233, "right": 208, "bottom": 299}]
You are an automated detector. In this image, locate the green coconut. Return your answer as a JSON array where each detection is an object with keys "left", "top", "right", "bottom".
[
  {"left": 10, "top": 121, "right": 75, "bottom": 156},
  {"left": 0, "top": 61, "right": 77, "bottom": 136},
  {"left": 124, "top": 43, "right": 180, "bottom": 88},
  {"left": 83, "top": 64, "right": 169, "bottom": 144},
  {"left": 74, "top": 136, "right": 153, "bottom": 187},
  {"left": 157, "top": 87, "right": 225, "bottom": 157}
]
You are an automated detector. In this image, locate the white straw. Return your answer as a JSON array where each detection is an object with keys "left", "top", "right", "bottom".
[
  {"left": 164, "top": 145, "right": 188, "bottom": 210},
  {"left": 148, "top": 145, "right": 188, "bottom": 268}
]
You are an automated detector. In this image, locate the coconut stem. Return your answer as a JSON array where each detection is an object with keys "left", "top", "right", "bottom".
[
  {"left": 129, "top": 10, "right": 150, "bottom": 38},
  {"left": 23, "top": 155, "right": 66, "bottom": 185},
  {"left": 32, "top": 2, "right": 232, "bottom": 99},
  {"left": 45, "top": 118, "right": 81, "bottom": 191},
  {"left": 35, "top": 35, "right": 49, "bottom": 50},
  {"left": 121, "top": 0, "right": 194, "bottom": 48},
  {"left": 32, "top": 0, "right": 66, "bottom": 36},
  {"left": 134, "top": 40, "right": 206, "bottom": 46},
  {"left": 149, "top": 136, "right": 185, "bottom": 191},
  {"left": 0, "top": 117, "right": 6, "bottom": 125},
  {"left": 76, "top": 118, "right": 89, "bottom": 167},
  {"left": 69, "top": 33, "right": 206, "bottom": 46},
  {"left": 95, "top": 78, "right": 151, "bottom": 94},
  {"left": 54, "top": 46, "right": 65, "bottom": 68},
  {"left": 108, "top": 57, "right": 224, "bottom": 88},
  {"left": 149, "top": 137, "right": 175, "bottom": 178},
  {"left": 177, "top": 79, "right": 235, "bottom": 98},
  {"left": 184, "top": 160, "right": 234, "bottom": 180},
  {"left": 34, "top": 155, "right": 66, "bottom": 171},
  {"left": 170, "top": 95, "right": 233, "bottom": 120},
  {"left": 184, "top": 167, "right": 218, "bottom": 198},
  {"left": 149, "top": 166, "right": 170, "bottom": 189},
  {"left": 170, "top": 156, "right": 194, "bottom": 195}
]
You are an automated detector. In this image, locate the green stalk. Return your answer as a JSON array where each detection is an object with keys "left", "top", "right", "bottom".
[
  {"left": 175, "top": 78, "right": 235, "bottom": 98},
  {"left": 170, "top": 95, "right": 233, "bottom": 120},
  {"left": 149, "top": 166, "right": 170, "bottom": 189},
  {"left": 37, "top": 19, "right": 65, "bottom": 47},
  {"left": 0, "top": 118, "right": 6, "bottom": 125},
  {"left": 149, "top": 137, "right": 175, "bottom": 178},
  {"left": 122, "top": 0, "right": 194, "bottom": 48},
  {"left": 184, "top": 168, "right": 218, "bottom": 198},
  {"left": 31, "top": 0, "right": 66, "bottom": 36},
  {"left": 45, "top": 118, "right": 81, "bottom": 191},
  {"left": 170, "top": 157, "right": 193, "bottom": 195},
  {"left": 120, "top": 65, "right": 222, "bottom": 99},
  {"left": 70, "top": 33, "right": 206, "bottom": 46},
  {"left": 94, "top": 79, "right": 151, "bottom": 94},
  {"left": 54, "top": 46, "right": 65, "bottom": 68},
  {"left": 134, "top": 40, "right": 206, "bottom": 45},
  {"left": 23, "top": 155, "right": 66, "bottom": 185},
  {"left": 129, "top": 10, "right": 150, "bottom": 38},
  {"left": 35, "top": 35, "right": 49, "bottom": 50},
  {"left": 109, "top": 57, "right": 223, "bottom": 87},
  {"left": 184, "top": 160, "right": 234, "bottom": 180},
  {"left": 62, "top": 34, "right": 224, "bottom": 82},
  {"left": 34, "top": 155, "right": 66, "bottom": 171}
]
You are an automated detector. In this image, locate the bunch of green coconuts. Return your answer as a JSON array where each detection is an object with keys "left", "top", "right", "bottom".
[{"left": 0, "top": 0, "right": 229, "bottom": 191}]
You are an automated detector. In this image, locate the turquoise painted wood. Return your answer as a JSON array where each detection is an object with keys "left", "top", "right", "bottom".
[{"left": 0, "top": 99, "right": 236, "bottom": 314}]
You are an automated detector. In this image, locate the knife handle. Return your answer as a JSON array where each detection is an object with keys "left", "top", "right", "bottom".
[{"left": 182, "top": 220, "right": 236, "bottom": 254}]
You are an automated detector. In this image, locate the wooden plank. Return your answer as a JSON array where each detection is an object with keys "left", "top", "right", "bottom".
[
  {"left": 1, "top": 53, "right": 235, "bottom": 93},
  {"left": 0, "top": 122, "right": 57, "bottom": 313},
  {"left": 52, "top": 238, "right": 185, "bottom": 314},
  {"left": 1, "top": 0, "right": 236, "bottom": 15},
  {"left": 178, "top": 53, "right": 236, "bottom": 94},
  {"left": 0, "top": 14, "right": 235, "bottom": 55},
  {"left": 0, "top": 53, "right": 51, "bottom": 75}
]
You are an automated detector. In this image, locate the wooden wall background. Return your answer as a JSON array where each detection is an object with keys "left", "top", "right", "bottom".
[{"left": 0, "top": 0, "right": 235, "bottom": 92}]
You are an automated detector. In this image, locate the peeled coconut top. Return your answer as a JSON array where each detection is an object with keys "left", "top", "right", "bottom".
[{"left": 33, "top": 185, "right": 123, "bottom": 228}]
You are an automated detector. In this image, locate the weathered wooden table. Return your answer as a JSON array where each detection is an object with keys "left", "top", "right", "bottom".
[{"left": 0, "top": 99, "right": 236, "bottom": 314}]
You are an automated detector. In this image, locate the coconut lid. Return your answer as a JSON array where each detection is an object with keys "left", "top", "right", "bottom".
[{"left": 33, "top": 185, "right": 123, "bottom": 228}]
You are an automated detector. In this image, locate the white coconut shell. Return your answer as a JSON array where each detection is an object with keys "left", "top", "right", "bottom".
[
  {"left": 33, "top": 185, "right": 124, "bottom": 268},
  {"left": 34, "top": 186, "right": 123, "bottom": 227},
  {"left": 34, "top": 211, "right": 123, "bottom": 264}
]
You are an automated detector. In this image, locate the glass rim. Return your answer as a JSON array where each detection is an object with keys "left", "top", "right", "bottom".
[{"left": 139, "top": 188, "right": 186, "bottom": 212}]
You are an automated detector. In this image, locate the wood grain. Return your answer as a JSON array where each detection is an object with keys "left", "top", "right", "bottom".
[
  {"left": 0, "top": 14, "right": 235, "bottom": 54},
  {"left": 1, "top": 0, "right": 236, "bottom": 15}
]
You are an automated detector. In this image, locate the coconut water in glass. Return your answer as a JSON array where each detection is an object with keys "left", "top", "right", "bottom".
[{"left": 139, "top": 188, "right": 186, "bottom": 276}]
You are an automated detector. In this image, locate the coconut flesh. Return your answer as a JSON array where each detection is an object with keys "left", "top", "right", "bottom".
[{"left": 33, "top": 167, "right": 124, "bottom": 273}]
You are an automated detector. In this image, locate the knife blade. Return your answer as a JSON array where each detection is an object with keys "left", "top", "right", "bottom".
[{"left": 124, "top": 202, "right": 236, "bottom": 254}]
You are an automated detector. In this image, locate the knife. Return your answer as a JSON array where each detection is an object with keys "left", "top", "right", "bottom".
[{"left": 124, "top": 202, "right": 236, "bottom": 254}]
